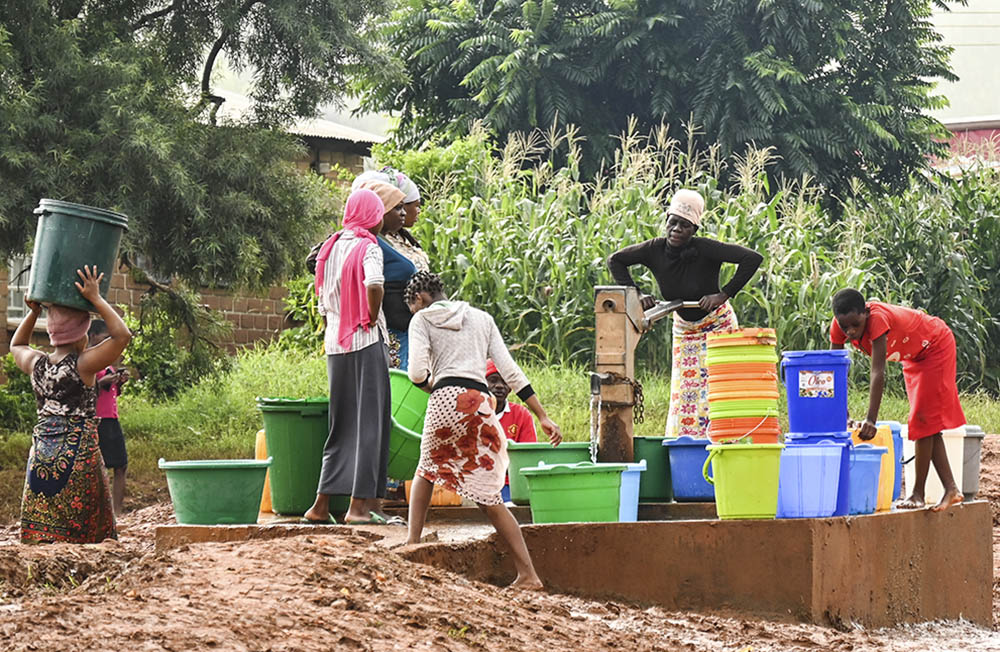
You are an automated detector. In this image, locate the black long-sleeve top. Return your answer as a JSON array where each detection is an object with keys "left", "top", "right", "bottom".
[{"left": 607, "top": 236, "right": 763, "bottom": 321}]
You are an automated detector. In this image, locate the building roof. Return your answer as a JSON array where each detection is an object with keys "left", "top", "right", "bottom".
[
  {"left": 214, "top": 89, "right": 387, "bottom": 144},
  {"left": 941, "top": 115, "right": 1000, "bottom": 131}
]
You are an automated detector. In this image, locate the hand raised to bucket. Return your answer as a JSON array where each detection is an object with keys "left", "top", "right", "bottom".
[{"left": 74, "top": 265, "right": 105, "bottom": 302}]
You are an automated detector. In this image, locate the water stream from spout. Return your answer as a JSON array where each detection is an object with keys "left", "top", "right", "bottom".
[{"left": 589, "top": 393, "right": 602, "bottom": 463}]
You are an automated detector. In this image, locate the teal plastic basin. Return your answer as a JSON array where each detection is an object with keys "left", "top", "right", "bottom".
[
  {"left": 521, "top": 461, "right": 626, "bottom": 524},
  {"left": 159, "top": 458, "right": 271, "bottom": 525}
]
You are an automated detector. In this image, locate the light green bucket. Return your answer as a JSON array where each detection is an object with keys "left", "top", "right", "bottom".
[
  {"left": 703, "top": 443, "right": 783, "bottom": 519},
  {"left": 706, "top": 346, "right": 778, "bottom": 365},
  {"left": 708, "top": 398, "right": 780, "bottom": 419}
]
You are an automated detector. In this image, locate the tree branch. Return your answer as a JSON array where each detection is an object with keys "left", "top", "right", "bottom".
[
  {"left": 199, "top": 0, "right": 266, "bottom": 124},
  {"left": 131, "top": 0, "right": 184, "bottom": 31}
]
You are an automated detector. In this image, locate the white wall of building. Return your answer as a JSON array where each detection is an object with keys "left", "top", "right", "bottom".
[{"left": 931, "top": 0, "right": 1000, "bottom": 122}]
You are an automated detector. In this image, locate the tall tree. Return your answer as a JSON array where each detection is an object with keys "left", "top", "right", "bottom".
[
  {"left": 360, "top": 0, "right": 959, "bottom": 196},
  {"left": 0, "top": 0, "right": 389, "bottom": 287}
]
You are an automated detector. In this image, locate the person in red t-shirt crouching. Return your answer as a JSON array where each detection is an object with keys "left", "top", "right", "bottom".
[
  {"left": 485, "top": 359, "right": 537, "bottom": 502},
  {"left": 830, "top": 289, "right": 965, "bottom": 512}
]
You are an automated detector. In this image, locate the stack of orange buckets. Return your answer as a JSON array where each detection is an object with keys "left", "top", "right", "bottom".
[{"left": 706, "top": 328, "right": 780, "bottom": 443}]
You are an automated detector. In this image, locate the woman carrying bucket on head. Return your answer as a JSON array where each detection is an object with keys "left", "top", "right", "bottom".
[{"left": 607, "top": 189, "right": 763, "bottom": 438}]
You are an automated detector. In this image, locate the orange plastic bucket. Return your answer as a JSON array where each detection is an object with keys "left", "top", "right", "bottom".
[
  {"left": 708, "top": 378, "right": 779, "bottom": 392},
  {"left": 708, "top": 387, "right": 780, "bottom": 401},
  {"left": 707, "top": 328, "right": 777, "bottom": 348},
  {"left": 706, "top": 362, "right": 778, "bottom": 377},
  {"left": 708, "top": 417, "right": 781, "bottom": 444}
]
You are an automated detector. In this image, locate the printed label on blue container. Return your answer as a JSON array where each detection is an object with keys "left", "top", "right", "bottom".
[{"left": 799, "top": 370, "right": 834, "bottom": 398}]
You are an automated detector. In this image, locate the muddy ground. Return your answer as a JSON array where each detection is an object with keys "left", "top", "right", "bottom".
[{"left": 1, "top": 442, "right": 1000, "bottom": 651}]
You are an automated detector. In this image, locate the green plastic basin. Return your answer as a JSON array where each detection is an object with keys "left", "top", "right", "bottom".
[
  {"left": 521, "top": 461, "right": 626, "bottom": 524},
  {"left": 507, "top": 442, "right": 592, "bottom": 505},
  {"left": 634, "top": 436, "right": 672, "bottom": 502},
  {"left": 387, "top": 370, "right": 429, "bottom": 481},
  {"left": 256, "top": 397, "right": 348, "bottom": 515},
  {"left": 388, "top": 418, "right": 422, "bottom": 481},
  {"left": 708, "top": 398, "right": 780, "bottom": 419},
  {"left": 159, "top": 458, "right": 271, "bottom": 525},
  {"left": 706, "top": 346, "right": 778, "bottom": 366},
  {"left": 27, "top": 199, "right": 128, "bottom": 312}
]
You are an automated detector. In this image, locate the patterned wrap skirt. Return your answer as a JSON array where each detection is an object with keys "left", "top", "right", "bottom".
[
  {"left": 665, "top": 302, "right": 739, "bottom": 438},
  {"left": 21, "top": 416, "right": 117, "bottom": 544},
  {"left": 417, "top": 385, "right": 508, "bottom": 506}
]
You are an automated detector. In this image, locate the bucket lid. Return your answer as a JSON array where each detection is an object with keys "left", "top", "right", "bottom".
[
  {"left": 781, "top": 349, "right": 850, "bottom": 360},
  {"left": 664, "top": 435, "right": 711, "bottom": 447},
  {"left": 625, "top": 460, "right": 647, "bottom": 472},
  {"left": 158, "top": 457, "right": 272, "bottom": 469},
  {"left": 786, "top": 431, "right": 850, "bottom": 439},
  {"left": 851, "top": 444, "right": 887, "bottom": 456},
  {"left": 35, "top": 198, "right": 129, "bottom": 230},
  {"left": 256, "top": 397, "right": 329, "bottom": 412},
  {"left": 707, "top": 328, "right": 776, "bottom": 340},
  {"left": 520, "top": 461, "right": 627, "bottom": 476},
  {"left": 508, "top": 441, "right": 590, "bottom": 450},
  {"left": 705, "top": 443, "right": 784, "bottom": 451},
  {"left": 964, "top": 425, "right": 986, "bottom": 438}
]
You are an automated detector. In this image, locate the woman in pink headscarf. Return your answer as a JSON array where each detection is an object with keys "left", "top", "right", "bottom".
[{"left": 304, "top": 188, "right": 395, "bottom": 525}]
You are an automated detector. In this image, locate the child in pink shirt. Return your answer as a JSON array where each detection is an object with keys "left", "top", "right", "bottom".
[{"left": 90, "top": 320, "right": 129, "bottom": 514}]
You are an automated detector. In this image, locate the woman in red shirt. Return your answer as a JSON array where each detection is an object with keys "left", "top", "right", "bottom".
[{"left": 830, "top": 289, "right": 965, "bottom": 511}]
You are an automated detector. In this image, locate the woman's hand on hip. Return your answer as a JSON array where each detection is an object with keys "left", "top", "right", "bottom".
[
  {"left": 540, "top": 417, "right": 563, "bottom": 446},
  {"left": 698, "top": 292, "right": 728, "bottom": 312}
]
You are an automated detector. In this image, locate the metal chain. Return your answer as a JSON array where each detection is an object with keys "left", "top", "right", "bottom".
[{"left": 623, "top": 376, "right": 644, "bottom": 425}]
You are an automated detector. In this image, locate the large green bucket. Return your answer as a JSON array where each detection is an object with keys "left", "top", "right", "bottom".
[
  {"left": 159, "top": 458, "right": 271, "bottom": 525},
  {"left": 506, "top": 441, "right": 591, "bottom": 505},
  {"left": 27, "top": 199, "right": 128, "bottom": 312},
  {"left": 521, "top": 461, "right": 627, "bottom": 524},
  {"left": 634, "top": 436, "right": 672, "bottom": 502},
  {"left": 387, "top": 370, "right": 428, "bottom": 480},
  {"left": 256, "top": 398, "right": 348, "bottom": 515},
  {"left": 703, "top": 443, "right": 784, "bottom": 519}
]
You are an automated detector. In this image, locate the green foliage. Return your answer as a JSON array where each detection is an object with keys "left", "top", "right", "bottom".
[
  {"left": 275, "top": 275, "right": 326, "bottom": 354},
  {"left": 0, "top": 0, "right": 388, "bottom": 288},
  {"left": 399, "top": 126, "right": 1000, "bottom": 393},
  {"left": 361, "top": 0, "right": 959, "bottom": 196},
  {"left": 122, "top": 286, "right": 234, "bottom": 399},
  {"left": 0, "top": 354, "right": 36, "bottom": 433}
]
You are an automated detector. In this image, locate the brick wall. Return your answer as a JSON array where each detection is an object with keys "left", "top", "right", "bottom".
[{"left": 1, "top": 265, "right": 291, "bottom": 356}]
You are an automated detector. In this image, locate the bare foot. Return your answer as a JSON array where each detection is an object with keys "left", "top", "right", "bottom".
[
  {"left": 895, "top": 494, "right": 925, "bottom": 510},
  {"left": 303, "top": 508, "right": 330, "bottom": 522},
  {"left": 930, "top": 489, "right": 964, "bottom": 512},
  {"left": 508, "top": 576, "right": 545, "bottom": 592}
]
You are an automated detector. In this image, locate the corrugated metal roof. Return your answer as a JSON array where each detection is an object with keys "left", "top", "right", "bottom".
[{"left": 213, "top": 89, "right": 387, "bottom": 144}]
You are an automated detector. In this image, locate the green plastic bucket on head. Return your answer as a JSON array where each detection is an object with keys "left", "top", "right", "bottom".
[
  {"left": 27, "top": 199, "right": 128, "bottom": 312},
  {"left": 387, "top": 369, "right": 428, "bottom": 481},
  {"left": 703, "top": 443, "right": 784, "bottom": 519},
  {"left": 159, "top": 458, "right": 271, "bottom": 525},
  {"left": 634, "top": 436, "right": 672, "bottom": 502},
  {"left": 507, "top": 442, "right": 592, "bottom": 505},
  {"left": 256, "top": 398, "right": 349, "bottom": 515},
  {"left": 521, "top": 461, "right": 627, "bottom": 524},
  {"left": 706, "top": 346, "right": 778, "bottom": 366}
]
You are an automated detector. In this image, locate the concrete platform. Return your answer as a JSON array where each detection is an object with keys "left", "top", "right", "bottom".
[
  {"left": 380, "top": 502, "right": 718, "bottom": 524},
  {"left": 400, "top": 501, "right": 994, "bottom": 628}
]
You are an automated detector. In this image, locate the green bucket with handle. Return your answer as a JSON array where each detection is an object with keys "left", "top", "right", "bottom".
[
  {"left": 703, "top": 443, "right": 784, "bottom": 519},
  {"left": 27, "top": 199, "right": 128, "bottom": 311}
]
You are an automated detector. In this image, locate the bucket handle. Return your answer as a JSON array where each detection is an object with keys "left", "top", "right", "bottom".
[{"left": 702, "top": 447, "right": 719, "bottom": 486}]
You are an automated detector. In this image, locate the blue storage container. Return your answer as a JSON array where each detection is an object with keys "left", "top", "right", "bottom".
[
  {"left": 848, "top": 444, "right": 887, "bottom": 515},
  {"left": 781, "top": 350, "right": 851, "bottom": 433},
  {"left": 618, "top": 460, "right": 646, "bottom": 522},
  {"left": 776, "top": 441, "right": 843, "bottom": 518},
  {"left": 876, "top": 420, "right": 904, "bottom": 501},
  {"left": 785, "top": 432, "right": 852, "bottom": 516},
  {"left": 664, "top": 436, "right": 715, "bottom": 502}
]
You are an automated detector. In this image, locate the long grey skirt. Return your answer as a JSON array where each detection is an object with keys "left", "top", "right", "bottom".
[{"left": 319, "top": 342, "right": 391, "bottom": 498}]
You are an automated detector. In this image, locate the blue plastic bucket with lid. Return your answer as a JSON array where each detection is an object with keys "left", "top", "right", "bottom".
[
  {"left": 664, "top": 436, "right": 715, "bottom": 502},
  {"left": 785, "top": 432, "right": 852, "bottom": 516},
  {"left": 848, "top": 444, "right": 887, "bottom": 515},
  {"left": 781, "top": 350, "right": 851, "bottom": 433},
  {"left": 776, "top": 441, "right": 843, "bottom": 518},
  {"left": 876, "top": 420, "right": 904, "bottom": 501}
]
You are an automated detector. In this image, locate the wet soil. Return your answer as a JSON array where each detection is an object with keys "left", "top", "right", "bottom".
[{"left": 1, "top": 442, "right": 999, "bottom": 650}]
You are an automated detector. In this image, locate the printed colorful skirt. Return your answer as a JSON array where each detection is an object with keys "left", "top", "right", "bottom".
[
  {"left": 665, "top": 302, "right": 739, "bottom": 438},
  {"left": 417, "top": 385, "right": 508, "bottom": 506},
  {"left": 21, "top": 416, "right": 117, "bottom": 544}
]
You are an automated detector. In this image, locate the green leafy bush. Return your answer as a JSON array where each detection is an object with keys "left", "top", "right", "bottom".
[
  {"left": 0, "top": 354, "right": 36, "bottom": 433},
  {"left": 275, "top": 275, "right": 325, "bottom": 354}
]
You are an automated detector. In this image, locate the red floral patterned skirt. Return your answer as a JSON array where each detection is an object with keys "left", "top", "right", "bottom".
[
  {"left": 417, "top": 385, "right": 508, "bottom": 506},
  {"left": 666, "top": 302, "right": 739, "bottom": 438},
  {"left": 21, "top": 416, "right": 117, "bottom": 544}
]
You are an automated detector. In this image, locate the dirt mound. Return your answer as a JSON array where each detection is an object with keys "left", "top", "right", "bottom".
[{"left": 978, "top": 436, "right": 1000, "bottom": 526}]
